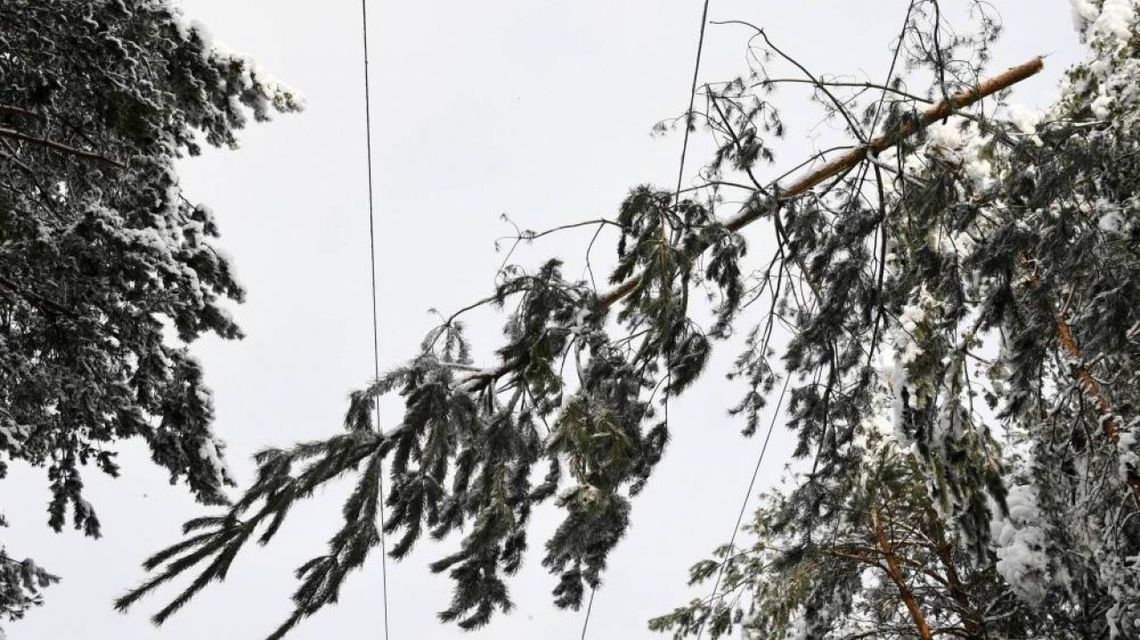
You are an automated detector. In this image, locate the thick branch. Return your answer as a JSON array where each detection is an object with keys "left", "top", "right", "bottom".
[
  {"left": 599, "top": 56, "right": 1043, "bottom": 306},
  {"left": 1053, "top": 308, "right": 1140, "bottom": 505},
  {"left": 1018, "top": 251, "right": 1140, "bottom": 506},
  {"left": 0, "top": 127, "right": 125, "bottom": 168},
  {"left": 0, "top": 274, "right": 77, "bottom": 318},
  {"left": 927, "top": 509, "right": 981, "bottom": 637},
  {"left": 872, "top": 508, "right": 934, "bottom": 640},
  {"left": 777, "top": 57, "right": 1044, "bottom": 203},
  {"left": 463, "top": 56, "right": 1044, "bottom": 387}
]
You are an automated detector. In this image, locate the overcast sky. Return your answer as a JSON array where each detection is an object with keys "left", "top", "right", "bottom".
[{"left": 0, "top": 1, "right": 1084, "bottom": 638}]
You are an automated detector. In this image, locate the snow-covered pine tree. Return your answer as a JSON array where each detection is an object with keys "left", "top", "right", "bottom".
[
  {"left": 0, "top": 0, "right": 297, "bottom": 622},
  {"left": 651, "top": 1, "right": 1140, "bottom": 638},
  {"left": 121, "top": 2, "right": 1139, "bottom": 639}
]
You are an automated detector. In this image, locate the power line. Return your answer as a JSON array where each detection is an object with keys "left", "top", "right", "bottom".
[
  {"left": 580, "top": 0, "right": 712, "bottom": 637},
  {"left": 695, "top": 374, "right": 789, "bottom": 640},
  {"left": 674, "top": 0, "right": 711, "bottom": 201},
  {"left": 360, "top": 1, "right": 390, "bottom": 638},
  {"left": 674, "top": 0, "right": 714, "bottom": 202},
  {"left": 579, "top": 586, "right": 596, "bottom": 640}
]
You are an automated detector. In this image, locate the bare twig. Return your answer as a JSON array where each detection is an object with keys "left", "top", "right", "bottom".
[
  {"left": 0, "top": 105, "right": 43, "bottom": 120},
  {"left": 751, "top": 77, "right": 933, "bottom": 104}
]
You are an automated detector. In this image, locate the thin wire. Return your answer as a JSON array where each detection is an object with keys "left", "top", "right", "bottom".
[
  {"left": 695, "top": 374, "right": 790, "bottom": 640},
  {"left": 360, "top": 1, "right": 390, "bottom": 638},
  {"left": 579, "top": 587, "right": 596, "bottom": 640},
  {"left": 871, "top": 0, "right": 916, "bottom": 133},
  {"left": 580, "top": 1, "right": 713, "bottom": 637},
  {"left": 852, "top": 0, "right": 916, "bottom": 198},
  {"left": 673, "top": 0, "right": 714, "bottom": 202}
]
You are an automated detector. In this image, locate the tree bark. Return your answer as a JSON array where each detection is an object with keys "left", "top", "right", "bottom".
[
  {"left": 927, "top": 510, "right": 982, "bottom": 637},
  {"left": 1053, "top": 309, "right": 1140, "bottom": 506},
  {"left": 872, "top": 508, "right": 935, "bottom": 640}
]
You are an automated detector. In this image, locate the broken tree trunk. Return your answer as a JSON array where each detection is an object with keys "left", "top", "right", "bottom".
[{"left": 599, "top": 56, "right": 1044, "bottom": 307}]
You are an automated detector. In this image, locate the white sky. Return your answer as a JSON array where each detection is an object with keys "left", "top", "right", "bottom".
[{"left": 0, "top": 1, "right": 1083, "bottom": 638}]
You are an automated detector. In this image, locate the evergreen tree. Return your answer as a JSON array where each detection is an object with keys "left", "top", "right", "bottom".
[
  {"left": 122, "top": 2, "right": 1140, "bottom": 639},
  {"left": 0, "top": 0, "right": 297, "bottom": 623},
  {"left": 652, "top": 1, "right": 1140, "bottom": 637}
]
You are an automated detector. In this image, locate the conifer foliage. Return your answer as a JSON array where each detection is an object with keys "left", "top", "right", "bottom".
[
  {"left": 0, "top": 514, "right": 57, "bottom": 627},
  {"left": 650, "top": 2, "right": 1140, "bottom": 638},
  {"left": 123, "top": 1, "right": 1140, "bottom": 639},
  {"left": 0, "top": 0, "right": 297, "bottom": 622}
]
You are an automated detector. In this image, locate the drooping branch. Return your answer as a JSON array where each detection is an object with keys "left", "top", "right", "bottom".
[
  {"left": 599, "top": 56, "right": 1044, "bottom": 308},
  {"left": 120, "top": 42, "right": 1052, "bottom": 635},
  {"left": 461, "top": 56, "right": 1045, "bottom": 389}
]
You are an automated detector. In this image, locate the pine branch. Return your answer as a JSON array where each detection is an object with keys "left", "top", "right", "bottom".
[
  {"left": 602, "top": 56, "right": 1043, "bottom": 306},
  {"left": 1053, "top": 307, "right": 1140, "bottom": 506},
  {"left": 457, "top": 57, "right": 1044, "bottom": 392},
  {"left": 120, "top": 53, "right": 1048, "bottom": 637},
  {"left": 926, "top": 508, "right": 981, "bottom": 637},
  {"left": 872, "top": 507, "right": 934, "bottom": 640},
  {"left": 1021, "top": 253, "right": 1140, "bottom": 507}
]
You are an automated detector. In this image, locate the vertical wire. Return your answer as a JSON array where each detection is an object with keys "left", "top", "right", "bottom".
[
  {"left": 696, "top": 5, "right": 919, "bottom": 637},
  {"left": 580, "top": 0, "right": 713, "bottom": 637},
  {"left": 674, "top": 0, "right": 714, "bottom": 203},
  {"left": 695, "top": 375, "right": 789, "bottom": 640},
  {"left": 579, "top": 586, "right": 596, "bottom": 640},
  {"left": 670, "top": 2, "right": 713, "bottom": 633},
  {"left": 360, "top": 1, "right": 390, "bottom": 638}
]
